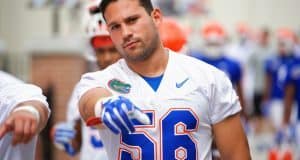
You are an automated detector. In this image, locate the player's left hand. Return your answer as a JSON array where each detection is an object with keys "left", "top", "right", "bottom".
[
  {"left": 0, "top": 110, "right": 39, "bottom": 145},
  {"left": 99, "top": 96, "right": 150, "bottom": 135}
]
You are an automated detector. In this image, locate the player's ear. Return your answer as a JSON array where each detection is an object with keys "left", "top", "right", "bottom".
[{"left": 151, "top": 8, "right": 162, "bottom": 28}]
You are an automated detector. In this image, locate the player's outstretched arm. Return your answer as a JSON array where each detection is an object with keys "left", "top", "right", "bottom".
[
  {"left": 79, "top": 87, "right": 150, "bottom": 134},
  {"left": 0, "top": 100, "right": 50, "bottom": 146},
  {"left": 213, "top": 113, "right": 251, "bottom": 160}
]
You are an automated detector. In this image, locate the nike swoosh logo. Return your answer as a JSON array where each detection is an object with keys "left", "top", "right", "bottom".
[{"left": 176, "top": 77, "right": 189, "bottom": 88}]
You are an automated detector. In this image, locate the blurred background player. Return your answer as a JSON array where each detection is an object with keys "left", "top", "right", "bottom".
[
  {"left": 249, "top": 28, "right": 273, "bottom": 117},
  {"left": 282, "top": 53, "right": 300, "bottom": 160},
  {"left": 51, "top": 1, "right": 121, "bottom": 159},
  {"left": 276, "top": 30, "right": 300, "bottom": 160},
  {"left": 190, "top": 21, "right": 247, "bottom": 160},
  {"left": 263, "top": 27, "right": 298, "bottom": 130},
  {"left": 0, "top": 71, "right": 50, "bottom": 160},
  {"left": 225, "top": 22, "right": 256, "bottom": 116},
  {"left": 226, "top": 22, "right": 255, "bottom": 64},
  {"left": 190, "top": 21, "right": 246, "bottom": 118}
]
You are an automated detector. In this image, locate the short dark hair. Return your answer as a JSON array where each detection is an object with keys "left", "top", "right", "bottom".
[{"left": 99, "top": 0, "right": 154, "bottom": 16}]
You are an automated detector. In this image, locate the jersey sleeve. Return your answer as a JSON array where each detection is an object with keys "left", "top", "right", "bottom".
[
  {"left": 76, "top": 71, "right": 108, "bottom": 101},
  {"left": 0, "top": 71, "right": 50, "bottom": 116},
  {"left": 209, "top": 70, "right": 242, "bottom": 124}
]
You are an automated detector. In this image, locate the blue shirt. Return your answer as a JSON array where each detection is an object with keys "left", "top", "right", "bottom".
[
  {"left": 141, "top": 74, "right": 164, "bottom": 92},
  {"left": 284, "top": 58, "right": 300, "bottom": 120},
  {"left": 264, "top": 55, "right": 295, "bottom": 99},
  {"left": 191, "top": 52, "right": 242, "bottom": 85}
]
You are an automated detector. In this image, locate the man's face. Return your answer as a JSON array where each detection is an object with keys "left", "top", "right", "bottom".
[
  {"left": 94, "top": 45, "right": 121, "bottom": 69},
  {"left": 104, "top": 0, "right": 161, "bottom": 62},
  {"left": 278, "top": 39, "right": 294, "bottom": 56},
  {"left": 259, "top": 31, "right": 269, "bottom": 46},
  {"left": 203, "top": 40, "right": 224, "bottom": 58}
]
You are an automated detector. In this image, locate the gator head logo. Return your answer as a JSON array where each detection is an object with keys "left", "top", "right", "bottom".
[{"left": 108, "top": 79, "right": 131, "bottom": 94}]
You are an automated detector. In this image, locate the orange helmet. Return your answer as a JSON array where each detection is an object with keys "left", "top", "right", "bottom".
[
  {"left": 159, "top": 18, "right": 187, "bottom": 52},
  {"left": 235, "top": 22, "right": 255, "bottom": 41},
  {"left": 276, "top": 27, "right": 296, "bottom": 55},
  {"left": 276, "top": 27, "right": 296, "bottom": 43},
  {"left": 201, "top": 21, "right": 226, "bottom": 43},
  {"left": 236, "top": 22, "right": 251, "bottom": 35}
]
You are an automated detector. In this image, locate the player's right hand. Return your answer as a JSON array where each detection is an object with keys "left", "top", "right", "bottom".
[
  {"left": 52, "top": 122, "right": 76, "bottom": 156},
  {"left": 99, "top": 96, "right": 150, "bottom": 135},
  {"left": 0, "top": 110, "right": 39, "bottom": 145}
]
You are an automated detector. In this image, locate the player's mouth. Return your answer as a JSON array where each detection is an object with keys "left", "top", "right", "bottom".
[{"left": 123, "top": 41, "right": 139, "bottom": 49}]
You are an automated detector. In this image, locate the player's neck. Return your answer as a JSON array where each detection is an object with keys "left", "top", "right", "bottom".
[{"left": 126, "top": 46, "right": 169, "bottom": 77}]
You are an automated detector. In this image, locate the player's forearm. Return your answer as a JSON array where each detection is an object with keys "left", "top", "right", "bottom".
[
  {"left": 218, "top": 141, "right": 251, "bottom": 160},
  {"left": 222, "top": 151, "right": 252, "bottom": 160},
  {"left": 16, "top": 100, "right": 50, "bottom": 132},
  {"left": 217, "top": 134, "right": 251, "bottom": 160},
  {"left": 220, "top": 138, "right": 251, "bottom": 160},
  {"left": 79, "top": 87, "right": 112, "bottom": 121}
]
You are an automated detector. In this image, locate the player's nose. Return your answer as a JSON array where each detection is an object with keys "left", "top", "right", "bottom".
[{"left": 121, "top": 25, "right": 133, "bottom": 41}]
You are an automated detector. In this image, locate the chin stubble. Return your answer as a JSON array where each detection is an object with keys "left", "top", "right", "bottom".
[{"left": 123, "top": 33, "right": 160, "bottom": 62}]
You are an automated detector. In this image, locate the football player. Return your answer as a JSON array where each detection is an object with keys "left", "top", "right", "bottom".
[{"left": 77, "top": 0, "right": 251, "bottom": 159}]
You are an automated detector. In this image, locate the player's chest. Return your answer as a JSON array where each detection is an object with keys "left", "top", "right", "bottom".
[
  {"left": 105, "top": 73, "right": 211, "bottom": 123},
  {"left": 129, "top": 86, "right": 211, "bottom": 129}
]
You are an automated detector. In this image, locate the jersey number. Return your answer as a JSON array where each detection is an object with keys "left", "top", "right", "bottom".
[{"left": 120, "top": 109, "right": 198, "bottom": 160}]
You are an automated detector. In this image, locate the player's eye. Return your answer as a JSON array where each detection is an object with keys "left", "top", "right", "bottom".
[
  {"left": 126, "top": 16, "right": 138, "bottom": 25},
  {"left": 110, "top": 24, "right": 121, "bottom": 31}
]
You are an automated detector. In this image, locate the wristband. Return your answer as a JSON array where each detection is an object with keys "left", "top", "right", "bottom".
[{"left": 12, "top": 105, "right": 40, "bottom": 123}]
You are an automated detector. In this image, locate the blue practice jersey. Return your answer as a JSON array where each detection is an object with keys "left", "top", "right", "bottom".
[
  {"left": 284, "top": 58, "right": 300, "bottom": 120},
  {"left": 191, "top": 53, "right": 242, "bottom": 86},
  {"left": 264, "top": 55, "right": 295, "bottom": 99}
]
